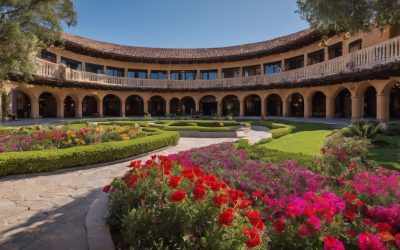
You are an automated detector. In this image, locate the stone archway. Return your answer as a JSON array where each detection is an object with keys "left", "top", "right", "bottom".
[
  {"left": 363, "top": 86, "right": 377, "bottom": 118},
  {"left": 200, "top": 95, "right": 217, "bottom": 116},
  {"left": 244, "top": 94, "right": 261, "bottom": 116},
  {"left": 39, "top": 92, "right": 57, "bottom": 118},
  {"left": 170, "top": 98, "right": 180, "bottom": 115},
  {"left": 82, "top": 96, "right": 98, "bottom": 117},
  {"left": 390, "top": 82, "right": 400, "bottom": 119},
  {"left": 181, "top": 96, "right": 195, "bottom": 115},
  {"left": 289, "top": 93, "right": 304, "bottom": 117},
  {"left": 103, "top": 94, "right": 121, "bottom": 117},
  {"left": 15, "top": 91, "right": 31, "bottom": 119},
  {"left": 64, "top": 96, "right": 76, "bottom": 118},
  {"left": 266, "top": 94, "right": 283, "bottom": 116},
  {"left": 312, "top": 91, "right": 326, "bottom": 117},
  {"left": 149, "top": 96, "right": 166, "bottom": 116},
  {"left": 125, "top": 95, "right": 144, "bottom": 116},
  {"left": 334, "top": 89, "right": 352, "bottom": 118},
  {"left": 222, "top": 95, "right": 240, "bottom": 116}
]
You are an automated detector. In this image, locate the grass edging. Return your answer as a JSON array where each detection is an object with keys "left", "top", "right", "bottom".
[{"left": 0, "top": 131, "right": 180, "bottom": 177}]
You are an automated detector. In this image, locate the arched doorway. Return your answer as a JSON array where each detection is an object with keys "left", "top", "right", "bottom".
[
  {"left": 222, "top": 95, "right": 240, "bottom": 116},
  {"left": 266, "top": 94, "right": 282, "bottom": 116},
  {"left": 149, "top": 96, "right": 166, "bottom": 116},
  {"left": 312, "top": 92, "right": 326, "bottom": 117},
  {"left": 390, "top": 82, "right": 400, "bottom": 119},
  {"left": 125, "top": 95, "right": 144, "bottom": 116},
  {"left": 363, "top": 86, "right": 377, "bottom": 118},
  {"left": 103, "top": 94, "right": 121, "bottom": 117},
  {"left": 244, "top": 94, "right": 261, "bottom": 116},
  {"left": 15, "top": 91, "right": 31, "bottom": 118},
  {"left": 39, "top": 92, "right": 57, "bottom": 118},
  {"left": 289, "top": 93, "right": 304, "bottom": 117},
  {"left": 82, "top": 96, "right": 98, "bottom": 117},
  {"left": 200, "top": 95, "right": 217, "bottom": 116},
  {"left": 170, "top": 98, "right": 180, "bottom": 115},
  {"left": 334, "top": 89, "right": 352, "bottom": 118},
  {"left": 64, "top": 96, "right": 75, "bottom": 118},
  {"left": 181, "top": 96, "right": 195, "bottom": 115}
]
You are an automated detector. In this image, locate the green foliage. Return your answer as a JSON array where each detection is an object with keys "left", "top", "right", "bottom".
[
  {"left": 342, "top": 120, "right": 385, "bottom": 140},
  {"left": 296, "top": 0, "right": 400, "bottom": 35},
  {"left": 0, "top": 131, "right": 179, "bottom": 176},
  {"left": 383, "top": 123, "right": 400, "bottom": 136}
]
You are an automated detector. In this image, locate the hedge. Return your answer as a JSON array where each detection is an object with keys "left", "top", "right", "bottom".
[{"left": 0, "top": 131, "right": 179, "bottom": 177}]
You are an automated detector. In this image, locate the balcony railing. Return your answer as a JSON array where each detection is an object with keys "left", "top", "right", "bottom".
[{"left": 34, "top": 36, "right": 400, "bottom": 90}]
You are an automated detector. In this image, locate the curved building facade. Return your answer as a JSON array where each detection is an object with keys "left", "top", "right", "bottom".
[{"left": 4, "top": 27, "right": 400, "bottom": 121}]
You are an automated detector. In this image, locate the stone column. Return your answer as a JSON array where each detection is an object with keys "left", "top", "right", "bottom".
[
  {"left": 76, "top": 98, "right": 82, "bottom": 118},
  {"left": 351, "top": 96, "right": 363, "bottom": 120},
  {"left": 282, "top": 100, "right": 289, "bottom": 117},
  {"left": 31, "top": 97, "right": 40, "bottom": 119},
  {"left": 195, "top": 99, "right": 200, "bottom": 113},
  {"left": 376, "top": 94, "right": 390, "bottom": 121},
  {"left": 120, "top": 98, "right": 125, "bottom": 117},
  {"left": 143, "top": 99, "right": 149, "bottom": 114},
  {"left": 326, "top": 96, "right": 335, "bottom": 119},
  {"left": 166, "top": 99, "right": 170, "bottom": 114},
  {"left": 217, "top": 101, "right": 222, "bottom": 117},
  {"left": 324, "top": 47, "right": 329, "bottom": 62},
  {"left": 97, "top": 98, "right": 103, "bottom": 117},
  {"left": 304, "top": 98, "right": 312, "bottom": 118},
  {"left": 57, "top": 97, "right": 64, "bottom": 118},
  {"left": 239, "top": 100, "right": 245, "bottom": 117},
  {"left": 261, "top": 99, "right": 266, "bottom": 117}
]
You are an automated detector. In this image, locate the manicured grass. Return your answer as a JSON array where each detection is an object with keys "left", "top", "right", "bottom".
[
  {"left": 262, "top": 130, "right": 332, "bottom": 156},
  {"left": 369, "top": 134, "right": 400, "bottom": 170}
]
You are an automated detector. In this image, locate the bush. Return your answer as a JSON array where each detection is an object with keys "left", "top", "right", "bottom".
[
  {"left": 342, "top": 120, "right": 385, "bottom": 140},
  {"left": 0, "top": 131, "right": 179, "bottom": 176},
  {"left": 269, "top": 126, "right": 296, "bottom": 139}
]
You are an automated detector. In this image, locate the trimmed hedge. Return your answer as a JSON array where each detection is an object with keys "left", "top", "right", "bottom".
[{"left": 0, "top": 131, "right": 179, "bottom": 176}]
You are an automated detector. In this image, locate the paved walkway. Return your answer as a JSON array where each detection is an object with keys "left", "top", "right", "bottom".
[{"left": 1, "top": 135, "right": 275, "bottom": 250}]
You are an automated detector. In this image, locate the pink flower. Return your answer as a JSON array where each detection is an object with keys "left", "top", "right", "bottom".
[
  {"left": 323, "top": 235, "right": 345, "bottom": 250},
  {"left": 298, "top": 224, "right": 312, "bottom": 238},
  {"left": 357, "top": 233, "right": 388, "bottom": 250},
  {"left": 306, "top": 215, "right": 321, "bottom": 231},
  {"left": 286, "top": 198, "right": 307, "bottom": 218}
]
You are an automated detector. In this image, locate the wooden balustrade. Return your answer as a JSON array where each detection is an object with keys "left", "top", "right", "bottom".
[{"left": 34, "top": 36, "right": 400, "bottom": 89}]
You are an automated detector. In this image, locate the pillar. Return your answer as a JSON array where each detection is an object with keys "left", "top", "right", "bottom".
[
  {"left": 304, "top": 97, "right": 312, "bottom": 118},
  {"left": 76, "top": 98, "right": 82, "bottom": 118},
  {"left": 239, "top": 100, "right": 245, "bottom": 116},
  {"left": 304, "top": 54, "right": 308, "bottom": 67},
  {"left": 324, "top": 47, "right": 329, "bottom": 62},
  {"left": 260, "top": 64, "right": 264, "bottom": 75},
  {"left": 166, "top": 99, "right": 170, "bottom": 114},
  {"left": 261, "top": 99, "right": 266, "bottom": 116},
  {"left": 376, "top": 94, "right": 390, "bottom": 121},
  {"left": 217, "top": 101, "right": 222, "bottom": 116},
  {"left": 144, "top": 99, "right": 149, "bottom": 114},
  {"left": 120, "top": 98, "right": 125, "bottom": 117},
  {"left": 98, "top": 98, "right": 103, "bottom": 117},
  {"left": 326, "top": 96, "right": 335, "bottom": 119},
  {"left": 218, "top": 69, "right": 223, "bottom": 79},
  {"left": 57, "top": 97, "right": 64, "bottom": 118},
  {"left": 195, "top": 99, "right": 200, "bottom": 113},
  {"left": 283, "top": 100, "right": 289, "bottom": 117},
  {"left": 31, "top": 97, "right": 39, "bottom": 119},
  {"left": 351, "top": 96, "right": 363, "bottom": 120}
]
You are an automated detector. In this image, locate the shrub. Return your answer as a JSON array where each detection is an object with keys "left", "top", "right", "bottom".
[
  {"left": 0, "top": 131, "right": 179, "bottom": 176},
  {"left": 342, "top": 120, "right": 385, "bottom": 140},
  {"left": 268, "top": 125, "right": 296, "bottom": 139}
]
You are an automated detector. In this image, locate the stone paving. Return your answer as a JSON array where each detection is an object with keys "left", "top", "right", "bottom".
[{"left": 0, "top": 133, "right": 272, "bottom": 250}]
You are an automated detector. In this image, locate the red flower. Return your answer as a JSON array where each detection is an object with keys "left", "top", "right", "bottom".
[
  {"left": 344, "top": 193, "right": 358, "bottom": 201},
  {"left": 363, "top": 218, "right": 373, "bottom": 226},
  {"left": 252, "top": 190, "right": 263, "bottom": 197},
  {"left": 375, "top": 223, "right": 392, "bottom": 232},
  {"left": 213, "top": 194, "right": 228, "bottom": 208},
  {"left": 126, "top": 174, "right": 138, "bottom": 186},
  {"left": 262, "top": 195, "right": 270, "bottom": 203},
  {"left": 246, "top": 210, "right": 260, "bottom": 225},
  {"left": 238, "top": 199, "right": 252, "bottom": 209},
  {"left": 306, "top": 215, "right": 322, "bottom": 231},
  {"left": 171, "top": 190, "right": 186, "bottom": 203},
  {"left": 168, "top": 175, "right": 181, "bottom": 188},
  {"left": 219, "top": 208, "right": 234, "bottom": 226},
  {"left": 192, "top": 183, "right": 206, "bottom": 201},
  {"left": 395, "top": 233, "right": 400, "bottom": 248},
  {"left": 344, "top": 230, "right": 356, "bottom": 237},
  {"left": 323, "top": 235, "right": 345, "bottom": 250},
  {"left": 243, "top": 227, "right": 261, "bottom": 248},
  {"left": 298, "top": 224, "right": 312, "bottom": 238},
  {"left": 182, "top": 168, "right": 195, "bottom": 181},
  {"left": 377, "top": 231, "right": 394, "bottom": 242},
  {"left": 347, "top": 162, "right": 356, "bottom": 170},
  {"left": 273, "top": 217, "right": 286, "bottom": 233},
  {"left": 344, "top": 210, "right": 356, "bottom": 221},
  {"left": 129, "top": 160, "right": 141, "bottom": 168},
  {"left": 208, "top": 180, "right": 221, "bottom": 192},
  {"left": 304, "top": 206, "right": 317, "bottom": 217},
  {"left": 103, "top": 184, "right": 111, "bottom": 193}
]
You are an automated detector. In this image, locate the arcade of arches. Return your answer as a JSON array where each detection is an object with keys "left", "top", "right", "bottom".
[{"left": 7, "top": 79, "right": 400, "bottom": 121}]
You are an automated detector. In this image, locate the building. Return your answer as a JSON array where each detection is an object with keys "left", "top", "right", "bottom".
[{"left": 4, "top": 27, "right": 400, "bottom": 121}]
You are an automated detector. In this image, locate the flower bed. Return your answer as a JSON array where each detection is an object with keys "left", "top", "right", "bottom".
[
  {"left": 105, "top": 141, "right": 400, "bottom": 249},
  {"left": 0, "top": 124, "right": 143, "bottom": 152}
]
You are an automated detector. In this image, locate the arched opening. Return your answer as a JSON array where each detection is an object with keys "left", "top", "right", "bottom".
[
  {"left": 125, "top": 95, "right": 144, "bottom": 116},
  {"left": 103, "top": 94, "right": 121, "bottom": 117},
  {"left": 363, "top": 86, "right": 377, "bottom": 118},
  {"left": 149, "top": 96, "right": 166, "bottom": 116},
  {"left": 222, "top": 95, "right": 240, "bottom": 116},
  {"left": 335, "top": 89, "right": 352, "bottom": 118},
  {"left": 181, "top": 96, "right": 195, "bottom": 115},
  {"left": 289, "top": 93, "right": 304, "bottom": 117},
  {"left": 15, "top": 91, "right": 31, "bottom": 118},
  {"left": 64, "top": 96, "right": 75, "bottom": 118},
  {"left": 266, "top": 94, "right": 282, "bottom": 116},
  {"left": 82, "top": 96, "right": 98, "bottom": 117},
  {"left": 312, "top": 92, "right": 326, "bottom": 117},
  {"left": 170, "top": 98, "right": 180, "bottom": 115},
  {"left": 200, "top": 95, "right": 217, "bottom": 116},
  {"left": 244, "top": 94, "right": 261, "bottom": 116},
  {"left": 390, "top": 82, "right": 400, "bottom": 119},
  {"left": 39, "top": 92, "right": 57, "bottom": 118}
]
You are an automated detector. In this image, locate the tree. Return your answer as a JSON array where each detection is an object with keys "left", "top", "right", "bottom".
[
  {"left": 0, "top": 0, "right": 77, "bottom": 120},
  {"left": 296, "top": 0, "right": 400, "bottom": 35}
]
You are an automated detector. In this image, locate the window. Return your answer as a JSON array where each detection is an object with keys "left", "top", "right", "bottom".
[
  {"left": 128, "top": 69, "right": 147, "bottom": 79},
  {"left": 38, "top": 50, "right": 56, "bottom": 63},
  {"left": 349, "top": 39, "right": 362, "bottom": 52},
  {"left": 285, "top": 55, "right": 304, "bottom": 70},
  {"left": 85, "top": 63, "right": 103, "bottom": 74},
  {"left": 328, "top": 42, "right": 342, "bottom": 59},
  {"left": 243, "top": 65, "right": 261, "bottom": 77},
  {"left": 61, "top": 57, "right": 82, "bottom": 70},
  {"left": 106, "top": 67, "right": 124, "bottom": 77},
  {"left": 222, "top": 68, "right": 240, "bottom": 78},
  {"left": 264, "top": 62, "right": 282, "bottom": 74},
  {"left": 151, "top": 70, "right": 168, "bottom": 80},
  {"left": 308, "top": 49, "right": 325, "bottom": 65},
  {"left": 200, "top": 70, "right": 218, "bottom": 80},
  {"left": 170, "top": 71, "right": 196, "bottom": 80}
]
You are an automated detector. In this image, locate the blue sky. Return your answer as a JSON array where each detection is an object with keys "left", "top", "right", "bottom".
[{"left": 63, "top": 0, "right": 309, "bottom": 48}]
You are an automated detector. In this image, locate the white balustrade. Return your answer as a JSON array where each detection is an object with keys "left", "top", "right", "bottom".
[{"left": 34, "top": 36, "right": 400, "bottom": 89}]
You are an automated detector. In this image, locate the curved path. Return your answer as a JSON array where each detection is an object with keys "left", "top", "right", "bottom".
[{"left": 0, "top": 131, "right": 268, "bottom": 250}]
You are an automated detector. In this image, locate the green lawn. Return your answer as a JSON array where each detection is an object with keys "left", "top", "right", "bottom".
[
  {"left": 369, "top": 134, "right": 400, "bottom": 170},
  {"left": 263, "top": 130, "right": 332, "bottom": 156}
]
